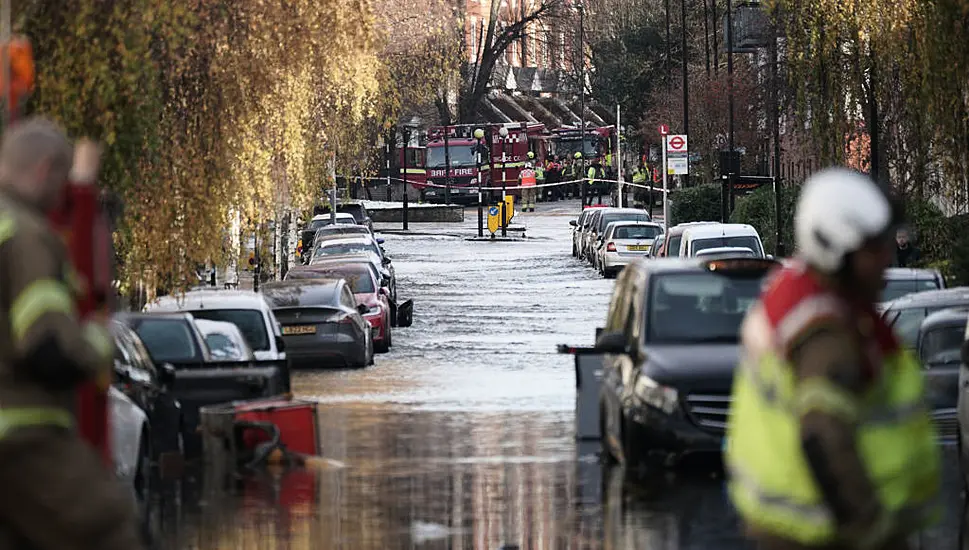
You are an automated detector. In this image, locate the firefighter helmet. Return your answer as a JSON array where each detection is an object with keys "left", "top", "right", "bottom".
[{"left": 527, "top": 151, "right": 535, "bottom": 159}]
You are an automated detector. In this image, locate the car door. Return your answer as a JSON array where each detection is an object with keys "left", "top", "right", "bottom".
[
  {"left": 601, "top": 269, "right": 637, "bottom": 445},
  {"left": 341, "top": 284, "right": 369, "bottom": 341}
]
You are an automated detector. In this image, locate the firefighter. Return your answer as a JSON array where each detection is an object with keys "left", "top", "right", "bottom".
[
  {"left": 725, "top": 168, "right": 941, "bottom": 550},
  {"left": 519, "top": 161, "right": 537, "bottom": 212},
  {"left": 545, "top": 154, "right": 563, "bottom": 202},
  {"left": 585, "top": 158, "right": 605, "bottom": 207},
  {"left": 632, "top": 162, "right": 648, "bottom": 206},
  {"left": 534, "top": 158, "right": 545, "bottom": 202},
  {"left": 0, "top": 118, "right": 144, "bottom": 550},
  {"left": 571, "top": 152, "right": 584, "bottom": 200}
]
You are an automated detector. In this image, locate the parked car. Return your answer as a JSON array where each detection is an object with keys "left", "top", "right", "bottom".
[
  {"left": 881, "top": 287, "right": 969, "bottom": 348},
  {"left": 318, "top": 202, "right": 374, "bottom": 232},
  {"left": 582, "top": 208, "right": 653, "bottom": 263},
  {"left": 194, "top": 318, "right": 255, "bottom": 362},
  {"left": 881, "top": 267, "right": 946, "bottom": 304},
  {"left": 299, "top": 213, "right": 359, "bottom": 263},
  {"left": 677, "top": 223, "right": 765, "bottom": 258},
  {"left": 653, "top": 221, "right": 720, "bottom": 258},
  {"left": 312, "top": 224, "right": 375, "bottom": 242},
  {"left": 570, "top": 209, "right": 594, "bottom": 257},
  {"left": 146, "top": 289, "right": 287, "bottom": 363},
  {"left": 108, "top": 385, "right": 151, "bottom": 521},
  {"left": 282, "top": 262, "right": 392, "bottom": 352},
  {"left": 309, "top": 238, "right": 398, "bottom": 302},
  {"left": 111, "top": 320, "right": 184, "bottom": 468},
  {"left": 647, "top": 234, "right": 666, "bottom": 259},
  {"left": 261, "top": 279, "right": 375, "bottom": 368},
  {"left": 115, "top": 312, "right": 290, "bottom": 457},
  {"left": 917, "top": 308, "right": 968, "bottom": 444},
  {"left": 597, "top": 257, "right": 779, "bottom": 467},
  {"left": 593, "top": 221, "right": 664, "bottom": 278},
  {"left": 695, "top": 246, "right": 757, "bottom": 260}
]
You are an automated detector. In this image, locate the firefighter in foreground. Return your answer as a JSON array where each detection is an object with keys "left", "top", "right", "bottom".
[
  {"left": 725, "top": 168, "right": 941, "bottom": 550},
  {"left": 519, "top": 159, "right": 537, "bottom": 212},
  {"left": 0, "top": 118, "right": 144, "bottom": 549}
]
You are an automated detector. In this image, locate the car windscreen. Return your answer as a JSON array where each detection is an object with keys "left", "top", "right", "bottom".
[
  {"left": 204, "top": 333, "right": 248, "bottom": 361},
  {"left": 919, "top": 325, "right": 966, "bottom": 365},
  {"left": 887, "top": 305, "right": 959, "bottom": 348},
  {"left": 426, "top": 144, "right": 477, "bottom": 167},
  {"left": 647, "top": 272, "right": 765, "bottom": 343},
  {"left": 314, "top": 241, "right": 378, "bottom": 258},
  {"left": 880, "top": 279, "right": 941, "bottom": 303},
  {"left": 187, "top": 309, "right": 270, "bottom": 351},
  {"left": 600, "top": 213, "right": 649, "bottom": 231},
  {"left": 691, "top": 236, "right": 763, "bottom": 257},
  {"left": 133, "top": 319, "right": 200, "bottom": 363},
  {"left": 614, "top": 225, "right": 662, "bottom": 240}
]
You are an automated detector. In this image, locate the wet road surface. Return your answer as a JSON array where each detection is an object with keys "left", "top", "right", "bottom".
[{"left": 160, "top": 200, "right": 966, "bottom": 549}]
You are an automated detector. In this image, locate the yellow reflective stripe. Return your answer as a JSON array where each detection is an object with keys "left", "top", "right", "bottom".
[
  {"left": 9, "top": 279, "right": 77, "bottom": 343},
  {"left": 796, "top": 377, "right": 860, "bottom": 421},
  {"left": 0, "top": 215, "right": 15, "bottom": 246},
  {"left": 0, "top": 408, "right": 73, "bottom": 439},
  {"left": 82, "top": 321, "right": 114, "bottom": 361}
]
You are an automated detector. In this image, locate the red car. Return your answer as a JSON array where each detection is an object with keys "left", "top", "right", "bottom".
[{"left": 285, "top": 263, "right": 393, "bottom": 352}]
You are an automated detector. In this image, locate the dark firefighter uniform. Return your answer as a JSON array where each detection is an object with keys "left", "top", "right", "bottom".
[
  {"left": 0, "top": 190, "right": 143, "bottom": 550},
  {"left": 726, "top": 262, "right": 940, "bottom": 550}
]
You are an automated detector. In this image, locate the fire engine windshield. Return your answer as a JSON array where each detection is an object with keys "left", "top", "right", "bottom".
[
  {"left": 427, "top": 145, "right": 477, "bottom": 168},
  {"left": 555, "top": 138, "right": 599, "bottom": 159}
]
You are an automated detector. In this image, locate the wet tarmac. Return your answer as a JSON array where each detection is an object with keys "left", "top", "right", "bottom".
[{"left": 159, "top": 200, "right": 966, "bottom": 549}]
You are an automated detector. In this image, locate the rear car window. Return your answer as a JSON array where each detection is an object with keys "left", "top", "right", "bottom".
[
  {"left": 881, "top": 279, "right": 941, "bottom": 303},
  {"left": 314, "top": 241, "right": 379, "bottom": 258},
  {"left": 691, "top": 236, "right": 763, "bottom": 257},
  {"left": 134, "top": 320, "right": 199, "bottom": 363},
  {"left": 919, "top": 325, "right": 965, "bottom": 366},
  {"left": 614, "top": 225, "right": 662, "bottom": 240},
  {"left": 188, "top": 309, "right": 270, "bottom": 351},
  {"left": 204, "top": 333, "right": 248, "bottom": 361},
  {"left": 601, "top": 213, "right": 649, "bottom": 230}
]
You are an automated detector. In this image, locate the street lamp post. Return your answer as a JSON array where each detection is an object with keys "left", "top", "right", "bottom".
[
  {"left": 475, "top": 128, "right": 485, "bottom": 237},
  {"left": 726, "top": 0, "right": 736, "bottom": 214},
  {"left": 577, "top": 2, "right": 587, "bottom": 208},
  {"left": 681, "top": 0, "right": 690, "bottom": 188},
  {"left": 499, "top": 126, "right": 509, "bottom": 237},
  {"left": 402, "top": 128, "right": 410, "bottom": 230}
]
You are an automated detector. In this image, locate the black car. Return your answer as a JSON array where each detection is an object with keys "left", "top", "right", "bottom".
[
  {"left": 918, "top": 308, "right": 968, "bottom": 443},
  {"left": 110, "top": 321, "right": 184, "bottom": 470},
  {"left": 597, "top": 257, "right": 779, "bottom": 468},
  {"left": 881, "top": 287, "right": 969, "bottom": 349},
  {"left": 115, "top": 312, "right": 290, "bottom": 457},
  {"left": 317, "top": 202, "right": 374, "bottom": 232}
]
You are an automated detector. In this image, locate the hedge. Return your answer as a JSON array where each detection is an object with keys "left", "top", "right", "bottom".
[
  {"left": 669, "top": 184, "right": 722, "bottom": 226},
  {"left": 730, "top": 185, "right": 797, "bottom": 256}
]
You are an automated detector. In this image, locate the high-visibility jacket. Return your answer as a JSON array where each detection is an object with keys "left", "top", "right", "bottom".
[
  {"left": 725, "top": 264, "right": 941, "bottom": 546},
  {"left": 632, "top": 168, "right": 647, "bottom": 184},
  {"left": 0, "top": 191, "right": 113, "bottom": 438},
  {"left": 586, "top": 166, "right": 605, "bottom": 185},
  {"left": 519, "top": 169, "right": 537, "bottom": 187},
  {"left": 535, "top": 166, "right": 545, "bottom": 183}
]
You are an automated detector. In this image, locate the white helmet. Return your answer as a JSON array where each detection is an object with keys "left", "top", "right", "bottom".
[{"left": 795, "top": 168, "right": 894, "bottom": 273}]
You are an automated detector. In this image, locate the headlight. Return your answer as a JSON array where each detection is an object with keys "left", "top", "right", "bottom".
[
  {"left": 364, "top": 305, "right": 382, "bottom": 316},
  {"left": 633, "top": 374, "right": 679, "bottom": 413}
]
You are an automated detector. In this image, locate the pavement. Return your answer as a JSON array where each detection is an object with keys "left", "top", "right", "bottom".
[{"left": 155, "top": 199, "right": 965, "bottom": 549}]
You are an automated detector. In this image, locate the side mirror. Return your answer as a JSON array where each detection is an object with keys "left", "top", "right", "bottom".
[
  {"left": 274, "top": 335, "right": 286, "bottom": 352},
  {"left": 569, "top": 220, "right": 578, "bottom": 227},
  {"left": 159, "top": 363, "right": 176, "bottom": 387},
  {"left": 595, "top": 331, "right": 628, "bottom": 354},
  {"left": 113, "top": 360, "right": 131, "bottom": 382},
  {"left": 382, "top": 257, "right": 392, "bottom": 265},
  {"left": 381, "top": 276, "right": 391, "bottom": 287},
  {"left": 357, "top": 303, "right": 369, "bottom": 315},
  {"left": 376, "top": 238, "right": 385, "bottom": 245}
]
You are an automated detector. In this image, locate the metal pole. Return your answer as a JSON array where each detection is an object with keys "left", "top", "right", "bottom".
[
  {"left": 253, "top": 225, "right": 260, "bottom": 293},
  {"left": 444, "top": 125, "right": 452, "bottom": 204},
  {"left": 616, "top": 104, "right": 623, "bottom": 208},
  {"left": 681, "top": 0, "right": 690, "bottom": 188},
  {"left": 402, "top": 129, "right": 409, "bottom": 230},
  {"left": 476, "top": 131, "right": 484, "bottom": 237},
  {"left": 385, "top": 136, "right": 392, "bottom": 203},
  {"left": 770, "top": 14, "right": 782, "bottom": 255},
  {"left": 665, "top": 0, "right": 672, "bottom": 85},
  {"left": 662, "top": 136, "right": 670, "bottom": 225},
  {"left": 579, "top": 2, "right": 586, "bottom": 207},
  {"left": 501, "top": 136, "right": 507, "bottom": 237},
  {"left": 726, "top": 0, "right": 736, "bottom": 214}
]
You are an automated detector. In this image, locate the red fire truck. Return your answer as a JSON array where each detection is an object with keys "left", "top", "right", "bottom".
[
  {"left": 416, "top": 123, "right": 547, "bottom": 204},
  {"left": 550, "top": 125, "right": 618, "bottom": 172}
]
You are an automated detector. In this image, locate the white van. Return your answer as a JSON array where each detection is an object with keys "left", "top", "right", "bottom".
[
  {"left": 678, "top": 223, "right": 766, "bottom": 258},
  {"left": 146, "top": 290, "right": 286, "bottom": 362}
]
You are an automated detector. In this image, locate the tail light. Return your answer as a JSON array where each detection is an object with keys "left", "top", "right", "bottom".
[{"left": 606, "top": 242, "right": 617, "bottom": 252}]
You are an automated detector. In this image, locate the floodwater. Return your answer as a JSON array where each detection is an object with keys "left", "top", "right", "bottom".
[{"left": 158, "top": 200, "right": 966, "bottom": 549}]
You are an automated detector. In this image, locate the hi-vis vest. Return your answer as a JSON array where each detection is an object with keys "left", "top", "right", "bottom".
[
  {"left": 632, "top": 168, "right": 647, "bottom": 183},
  {"left": 520, "top": 169, "right": 537, "bottom": 187},
  {"left": 725, "top": 263, "right": 941, "bottom": 546}
]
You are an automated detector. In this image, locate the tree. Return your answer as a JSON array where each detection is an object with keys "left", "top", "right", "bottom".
[{"left": 458, "top": 0, "right": 567, "bottom": 122}]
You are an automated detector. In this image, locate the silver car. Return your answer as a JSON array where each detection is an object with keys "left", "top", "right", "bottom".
[
  {"left": 194, "top": 318, "right": 255, "bottom": 362},
  {"left": 593, "top": 221, "right": 664, "bottom": 278},
  {"left": 261, "top": 279, "right": 374, "bottom": 369}
]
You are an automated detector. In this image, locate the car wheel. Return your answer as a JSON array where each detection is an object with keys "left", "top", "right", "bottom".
[
  {"left": 384, "top": 318, "right": 393, "bottom": 348},
  {"left": 375, "top": 331, "right": 391, "bottom": 354},
  {"left": 619, "top": 413, "right": 642, "bottom": 471}
]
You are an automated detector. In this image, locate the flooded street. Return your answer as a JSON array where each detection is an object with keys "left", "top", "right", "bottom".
[{"left": 162, "top": 201, "right": 965, "bottom": 549}]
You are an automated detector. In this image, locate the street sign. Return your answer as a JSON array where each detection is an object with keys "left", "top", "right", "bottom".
[
  {"left": 666, "top": 135, "right": 688, "bottom": 153},
  {"left": 665, "top": 134, "right": 689, "bottom": 175},
  {"left": 658, "top": 124, "right": 669, "bottom": 136}
]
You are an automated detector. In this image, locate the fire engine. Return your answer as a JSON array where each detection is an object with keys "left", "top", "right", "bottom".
[
  {"left": 415, "top": 123, "right": 547, "bottom": 204},
  {"left": 550, "top": 125, "right": 618, "bottom": 172}
]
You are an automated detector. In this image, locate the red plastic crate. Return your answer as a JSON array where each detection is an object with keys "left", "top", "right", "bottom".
[{"left": 235, "top": 398, "right": 320, "bottom": 457}]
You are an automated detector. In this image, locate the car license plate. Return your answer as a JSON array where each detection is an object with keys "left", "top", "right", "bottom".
[
  {"left": 282, "top": 325, "right": 316, "bottom": 335},
  {"left": 627, "top": 245, "right": 650, "bottom": 251}
]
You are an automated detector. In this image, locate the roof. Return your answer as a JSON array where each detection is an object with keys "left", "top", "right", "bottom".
[
  {"left": 667, "top": 221, "right": 720, "bottom": 236},
  {"left": 883, "top": 286, "right": 969, "bottom": 309},
  {"left": 287, "top": 262, "right": 375, "bottom": 280},
  {"left": 634, "top": 256, "right": 779, "bottom": 275},
  {"left": 260, "top": 279, "right": 344, "bottom": 308},
  {"left": 605, "top": 220, "right": 663, "bottom": 228},
  {"left": 922, "top": 307, "right": 969, "bottom": 328},
  {"left": 682, "top": 223, "right": 758, "bottom": 239},
  {"left": 884, "top": 267, "right": 942, "bottom": 280},
  {"left": 312, "top": 213, "right": 355, "bottom": 221},
  {"left": 696, "top": 246, "right": 755, "bottom": 256},
  {"left": 146, "top": 289, "right": 272, "bottom": 312}
]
